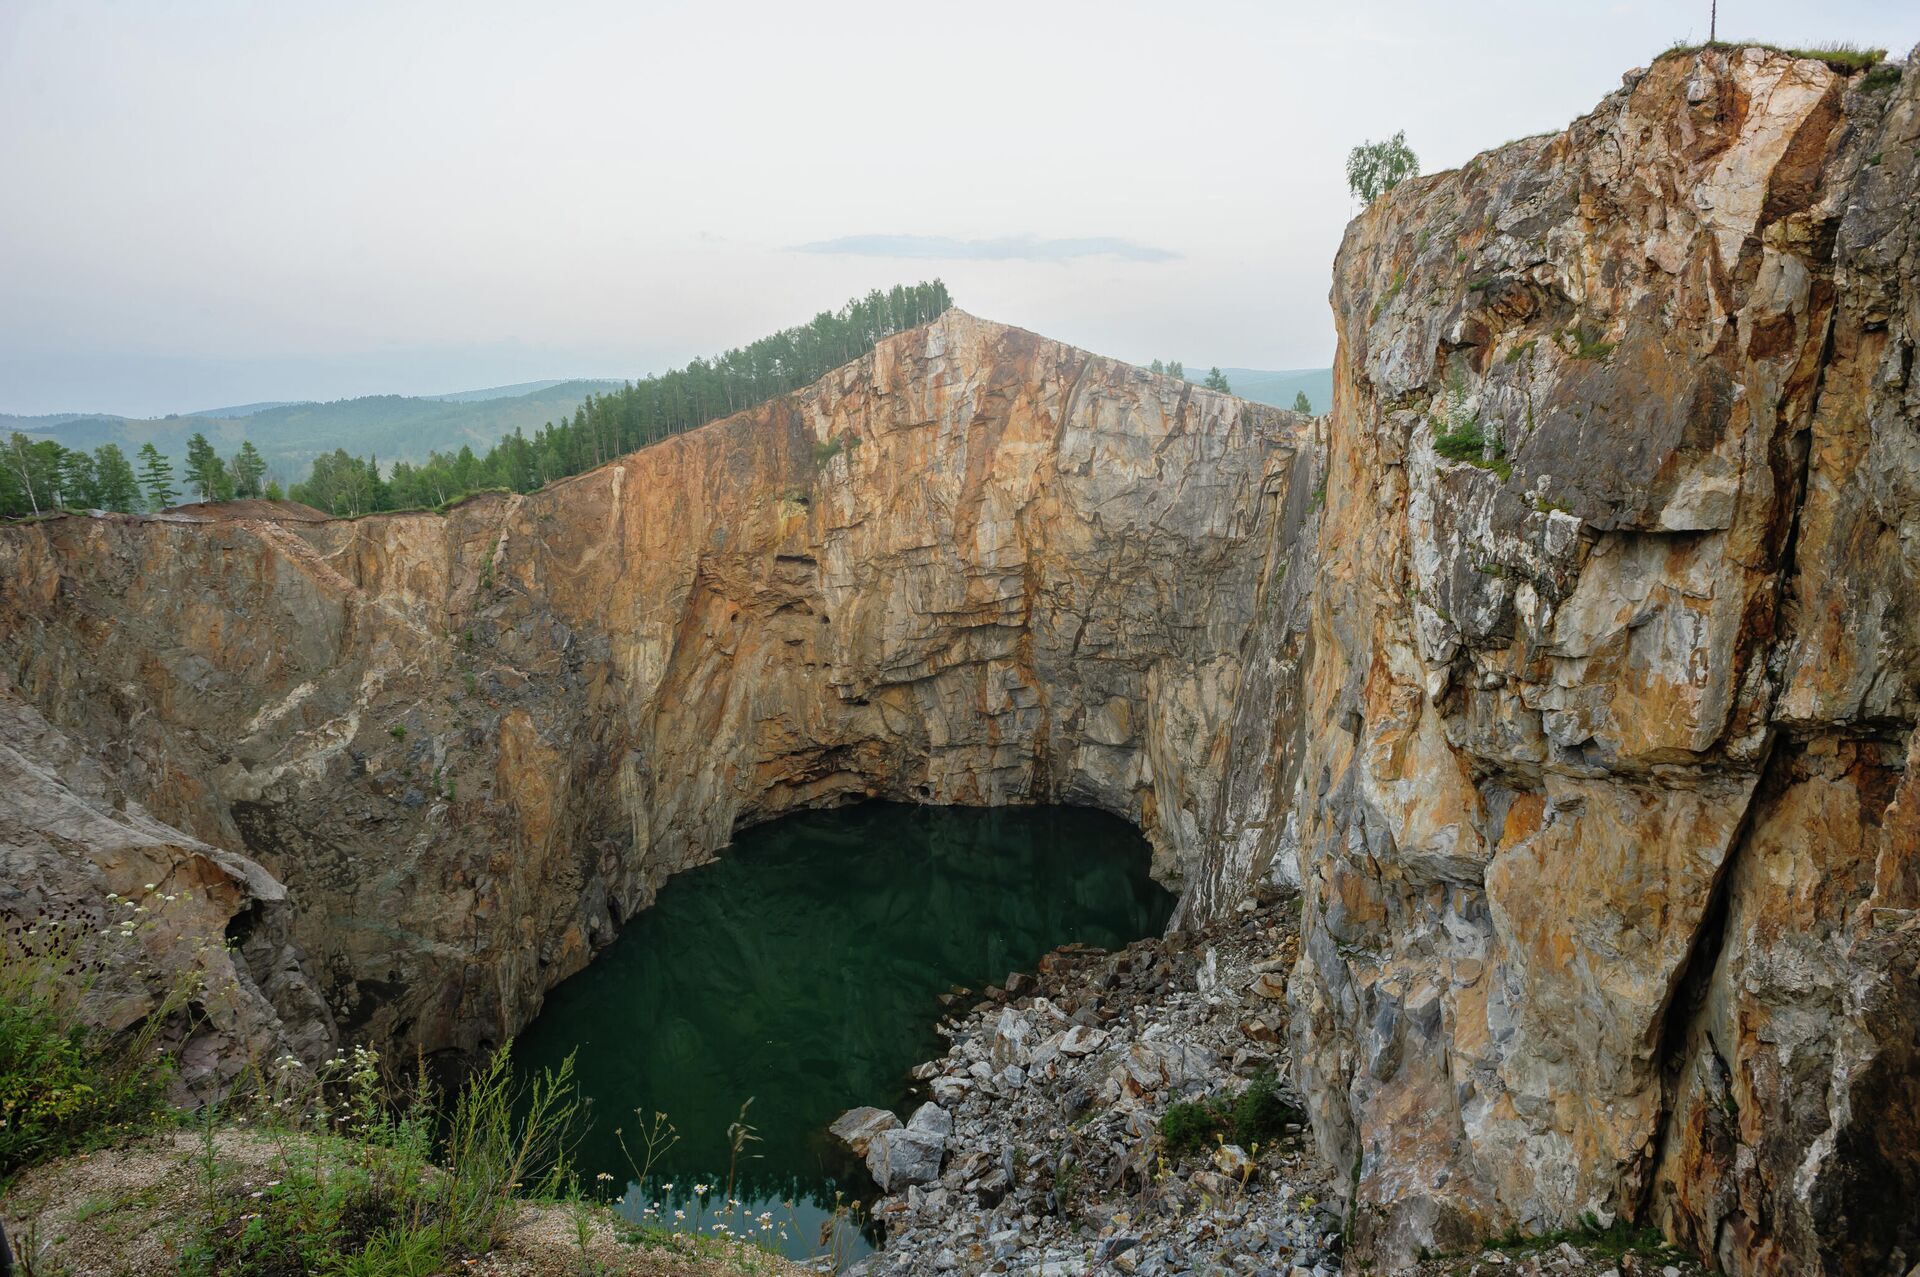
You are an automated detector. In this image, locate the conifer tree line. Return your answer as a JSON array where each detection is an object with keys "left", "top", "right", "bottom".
[
  {"left": 1146, "top": 359, "right": 1232, "bottom": 394},
  {"left": 1, "top": 432, "right": 275, "bottom": 517},
  {"left": 0, "top": 281, "right": 951, "bottom": 520},
  {"left": 290, "top": 281, "right": 954, "bottom": 517}
]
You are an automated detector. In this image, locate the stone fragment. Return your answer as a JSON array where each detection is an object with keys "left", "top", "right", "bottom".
[
  {"left": 1211, "top": 1143, "right": 1255, "bottom": 1180},
  {"left": 989, "top": 1007, "right": 1034, "bottom": 1070},
  {"left": 906, "top": 1101, "right": 952, "bottom": 1139},
  {"left": 829, "top": 1105, "right": 899, "bottom": 1156},
  {"left": 867, "top": 1126, "right": 946, "bottom": 1192}
]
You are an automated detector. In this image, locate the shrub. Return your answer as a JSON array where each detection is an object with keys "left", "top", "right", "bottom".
[
  {"left": 0, "top": 894, "right": 195, "bottom": 1177},
  {"left": 1430, "top": 379, "right": 1513, "bottom": 480},
  {"left": 1433, "top": 419, "right": 1489, "bottom": 463},
  {"left": 1158, "top": 1071, "right": 1303, "bottom": 1161}
]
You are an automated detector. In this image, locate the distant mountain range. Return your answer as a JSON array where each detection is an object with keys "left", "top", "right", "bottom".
[
  {"left": 3, "top": 379, "right": 625, "bottom": 482},
  {"left": 3, "top": 364, "right": 1329, "bottom": 487}
]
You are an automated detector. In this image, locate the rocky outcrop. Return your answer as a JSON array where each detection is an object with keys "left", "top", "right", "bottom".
[
  {"left": 0, "top": 678, "right": 334, "bottom": 1084},
  {"left": 3, "top": 42, "right": 1914, "bottom": 1277},
  {"left": 0, "top": 312, "right": 1313, "bottom": 1062},
  {"left": 1286, "top": 45, "right": 1918, "bottom": 1276}
]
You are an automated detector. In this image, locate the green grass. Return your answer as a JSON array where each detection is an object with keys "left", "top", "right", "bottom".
[
  {"left": 1659, "top": 40, "right": 1886, "bottom": 73},
  {"left": 1490, "top": 1213, "right": 1689, "bottom": 1262},
  {"left": 1861, "top": 63, "right": 1902, "bottom": 93},
  {"left": 1370, "top": 269, "right": 1406, "bottom": 323},
  {"left": 1558, "top": 326, "right": 1617, "bottom": 362},
  {"left": 179, "top": 1044, "right": 582, "bottom": 1277}
]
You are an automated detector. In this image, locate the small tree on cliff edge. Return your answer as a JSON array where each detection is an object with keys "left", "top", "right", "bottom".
[
  {"left": 1347, "top": 131, "right": 1419, "bottom": 205},
  {"left": 1292, "top": 391, "right": 1313, "bottom": 414}
]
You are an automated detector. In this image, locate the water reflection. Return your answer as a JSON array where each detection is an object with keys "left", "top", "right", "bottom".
[{"left": 514, "top": 802, "right": 1173, "bottom": 1261}]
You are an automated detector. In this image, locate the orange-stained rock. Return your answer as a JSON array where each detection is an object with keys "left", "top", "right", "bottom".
[{"left": 1291, "top": 43, "right": 1919, "bottom": 1277}]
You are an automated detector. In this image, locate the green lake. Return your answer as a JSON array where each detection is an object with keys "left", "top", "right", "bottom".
[{"left": 513, "top": 802, "right": 1174, "bottom": 1260}]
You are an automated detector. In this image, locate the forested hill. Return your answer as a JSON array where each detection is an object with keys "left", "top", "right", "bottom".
[
  {"left": 3, "top": 380, "right": 620, "bottom": 484},
  {"left": 289, "top": 281, "right": 955, "bottom": 515}
]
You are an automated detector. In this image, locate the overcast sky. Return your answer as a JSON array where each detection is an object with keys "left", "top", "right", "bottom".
[{"left": 1, "top": 1, "right": 1912, "bottom": 417}]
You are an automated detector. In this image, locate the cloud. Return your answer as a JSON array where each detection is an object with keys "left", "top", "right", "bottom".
[{"left": 792, "top": 233, "right": 1178, "bottom": 263}]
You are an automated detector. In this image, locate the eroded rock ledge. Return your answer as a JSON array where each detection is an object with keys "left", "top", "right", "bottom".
[{"left": 1, "top": 41, "right": 1915, "bottom": 1277}]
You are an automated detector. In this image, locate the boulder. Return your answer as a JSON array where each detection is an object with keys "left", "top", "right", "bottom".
[
  {"left": 866, "top": 1126, "right": 947, "bottom": 1193},
  {"left": 905, "top": 1101, "right": 952, "bottom": 1139},
  {"left": 1059, "top": 1024, "right": 1108, "bottom": 1056},
  {"left": 988, "top": 1006, "right": 1033, "bottom": 1070},
  {"left": 828, "top": 1105, "right": 899, "bottom": 1156}
]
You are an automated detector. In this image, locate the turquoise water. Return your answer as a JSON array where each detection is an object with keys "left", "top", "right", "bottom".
[{"left": 513, "top": 802, "right": 1173, "bottom": 1260}]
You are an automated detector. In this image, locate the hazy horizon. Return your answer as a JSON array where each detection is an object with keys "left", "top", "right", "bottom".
[{"left": 2, "top": 0, "right": 1912, "bottom": 418}]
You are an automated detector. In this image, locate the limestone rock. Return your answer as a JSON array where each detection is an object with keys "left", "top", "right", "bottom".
[
  {"left": 867, "top": 1125, "right": 946, "bottom": 1193},
  {"left": 0, "top": 682, "right": 335, "bottom": 1085},
  {"left": 829, "top": 1105, "right": 899, "bottom": 1156},
  {"left": 1291, "top": 43, "right": 1920, "bottom": 1276},
  {"left": 905, "top": 1101, "right": 953, "bottom": 1140}
]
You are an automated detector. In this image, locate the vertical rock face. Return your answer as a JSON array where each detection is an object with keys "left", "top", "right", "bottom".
[
  {"left": 1294, "top": 45, "right": 1917, "bottom": 1275},
  {"left": 0, "top": 312, "right": 1314, "bottom": 1059}
]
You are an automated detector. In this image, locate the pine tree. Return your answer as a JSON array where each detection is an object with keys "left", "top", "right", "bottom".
[
  {"left": 1203, "top": 367, "right": 1231, "bottom": 393},
  {"left": 93, "top": 444, "right": 142, "bottom": 512},
  {"left": 229, "top": 440, "right": 267, "bottom": 498},
  {"left": 1168, "top": 360, "right": 1185, "bottom": 380},
  {"left": 1292, "top": 391, "right": 1313, "bottom": 414},
  {"left": 184, "top": 433, "right": 226, "bottom": 501},
  {"left": 1149, "top": 358, "right": 1165, "bottom": 375},
  {"left": 137, "top": 443, "right": 179, "bottom": 511},
  {"left": 57, "top": 447, "right": 98, "bottom": 507},
  {"left": 284, "top": 279, "right": 955, "bottom": 514}
]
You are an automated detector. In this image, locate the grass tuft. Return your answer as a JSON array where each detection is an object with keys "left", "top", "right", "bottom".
[{"left": 1658, "top": 39, "right": 1886, "bottom": 73}]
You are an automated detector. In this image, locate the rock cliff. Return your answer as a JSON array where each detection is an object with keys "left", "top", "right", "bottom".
[
  {"left": 1288, "top": 44, "right": 1918, "bottom": 1276},
  {"left": 1, "top": 41, "right": 1914, "bottom": 1277},
  {"left": 0, "top": 312, "right": 1314, "bottom": 1063}
]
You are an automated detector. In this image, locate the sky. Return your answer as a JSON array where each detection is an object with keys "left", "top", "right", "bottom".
[{"left": 1, "top": 1, "right": 1912, "bottom": 418}]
